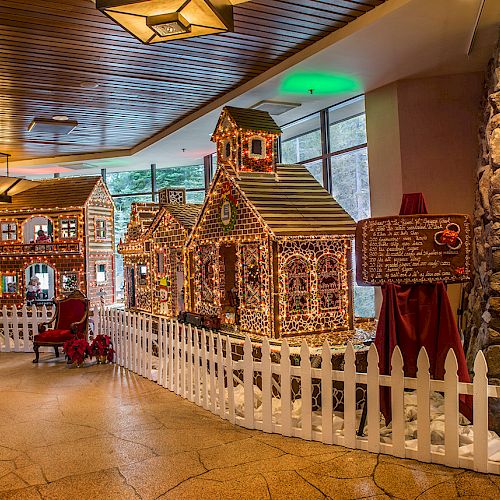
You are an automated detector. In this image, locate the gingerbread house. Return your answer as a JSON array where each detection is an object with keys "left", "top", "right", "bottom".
[
  {"left": 117, "top": 202, "right": 159, "bottom": 312},
  {"left": 185, "top": 107, "right": 357, "bottom": 338},
  {"left": 118, "top": 199, "right": 202, "bottom": 316},
  {"left": 0, "top": 176, "right": 115, "bottom": 308},
  {"left": 144, "top": 202, "right": 202, "bottom": 317}
]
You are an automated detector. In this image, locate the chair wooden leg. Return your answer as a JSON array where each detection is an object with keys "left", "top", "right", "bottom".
[
  {"left": 54, "top": 346, "right": 59, "bottom": 358},
  {"left": 33, "top": 344, "right": 40, "bottom": 364}
]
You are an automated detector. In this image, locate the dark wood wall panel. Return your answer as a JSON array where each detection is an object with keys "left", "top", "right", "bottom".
[{"left": 0, "top": 0, "right": 385, "bottom": 162}]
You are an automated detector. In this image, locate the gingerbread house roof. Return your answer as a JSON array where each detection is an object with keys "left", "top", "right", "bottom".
[
  {"left": 228, "top": 163, "right": 356, "bottom": 237},
  {"left": 213, "top": 106, "right": 282, "bottom": 137},
  {"left": 146, "top": 203, "right": 203, "bottom": 238},
  {"left": 0, "top": 176, "right": 104, "bottom": 212}
]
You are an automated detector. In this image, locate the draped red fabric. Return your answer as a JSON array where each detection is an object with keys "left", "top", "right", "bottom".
[
  {"left": 399, "top": 192, "right": 429, "bottom": 216},
  {"left": 374, "top": 193, "right": 472, "bottom": 423}
]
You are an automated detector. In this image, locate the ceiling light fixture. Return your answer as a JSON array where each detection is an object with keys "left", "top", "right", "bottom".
[
  {"left": 0, "top": 153, "right": 40, "bottom": 203},
  {"left": 52, "top": 115, "right": 69, "bottom": 121},
  {"left": 96, "top": 0, "right": 234, "bottom": 44},
  {"left": 251, "top": 100, "right": 301, "bottom": 116},
  {"left": 80, "top": 82, "right": 100, "bottom": 89},
  {"left": 28, "top": 118, "right": 78, "bottom": 135}
]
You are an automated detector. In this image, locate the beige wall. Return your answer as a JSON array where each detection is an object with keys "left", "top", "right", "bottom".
[{"left": 365, "top": 72, "right": 483, "bottom": 317}]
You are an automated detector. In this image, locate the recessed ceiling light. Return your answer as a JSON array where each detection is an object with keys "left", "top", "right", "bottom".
[
  {"left": 28, "top": 118, "right": 78, "bottom": 135},
  {"left": 80, "top": 82, "right": 100, "bottom": 89},
  {"left": 52, "top": 115, "right": 69, "bottom": 121},
  {"left": 251, "top": 100, "right": 301, "bottom": 115}
]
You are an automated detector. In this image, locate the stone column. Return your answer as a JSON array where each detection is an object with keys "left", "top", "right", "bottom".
[{"left": 464, "top": 39, "right": 500, "bottom": 431}]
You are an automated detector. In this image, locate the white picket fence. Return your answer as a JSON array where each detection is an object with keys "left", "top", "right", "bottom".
[
  {"left": 93, "top": 307, "right": 500, "bottom": 475},
  {"left": 0, "top": 305, "right": 54, "bottom": 352}
]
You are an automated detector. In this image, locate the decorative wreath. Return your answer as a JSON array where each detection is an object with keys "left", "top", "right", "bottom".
[
  {"left": 434, "top": 223, "right": 462, "bottom": 251},
  {"left": 219, "top": 197, "right": 237, "bottom": 232}
]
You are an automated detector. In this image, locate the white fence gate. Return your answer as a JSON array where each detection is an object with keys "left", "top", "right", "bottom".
[
  {"left": 93, "top": 308, "right": 500, "bottom": 475},
  {"left": 0, "top": 305, "right": 54, "bottom": 352}
]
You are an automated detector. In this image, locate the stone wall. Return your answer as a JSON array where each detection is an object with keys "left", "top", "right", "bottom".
[{"left": 464, "top": 39, "right": 500, "bottom": 429}]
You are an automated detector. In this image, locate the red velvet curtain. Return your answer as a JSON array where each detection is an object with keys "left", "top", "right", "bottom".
[{"left": 374, "top": 193, "right": 472, "bottom": 423}]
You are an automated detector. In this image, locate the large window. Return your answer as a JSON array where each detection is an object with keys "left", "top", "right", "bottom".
[
  {"left": 108, "top": 164, "right": 207, "bottom": 300},
  {"left": 281, "top": 113, "right": 323, "bottom": 184},
  {"left": 280, "top": 96, "right": 374, "bottom": 318}
]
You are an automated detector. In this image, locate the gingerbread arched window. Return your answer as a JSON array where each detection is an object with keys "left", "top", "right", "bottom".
[
  {"left": 317, "top": 254, "right": 341, "bottom": 311},
  {"left": 248, "top": 136, "right": 266, "bottom": 159},
  {"left": 284, "top": 256, "right": 310, "bottom": 315}
]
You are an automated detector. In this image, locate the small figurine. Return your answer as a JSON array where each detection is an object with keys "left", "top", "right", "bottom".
[
  {"left": 26, "top": 276, "right": 41, "bottom": 303},
  {"left": 36, "top": 229, "right": 51, "bottom": 243}
]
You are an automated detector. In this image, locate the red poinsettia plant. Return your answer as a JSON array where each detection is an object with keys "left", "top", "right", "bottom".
[
  {"left": 63, "top": 338, "right": 91, "bottom": 366},
  {"left": 90, "top": 334, "right": 115, "bottom": 363}
]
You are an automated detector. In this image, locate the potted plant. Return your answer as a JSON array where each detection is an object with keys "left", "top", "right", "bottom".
[
  {"left": 63, "top": 338, "right": 91, "bottom": 367},
  {"left": 90, "top": 334, "right": 115, "bottom": 364}
]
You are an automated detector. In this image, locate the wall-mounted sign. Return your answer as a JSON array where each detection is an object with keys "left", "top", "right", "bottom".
[{"left": 356, "top": 214, "right": 472, "bottom": 285}]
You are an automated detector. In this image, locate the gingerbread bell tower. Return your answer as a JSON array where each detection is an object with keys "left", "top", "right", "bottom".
[{"left": 211, "top": 106, "right": 282, "bottom": 173}]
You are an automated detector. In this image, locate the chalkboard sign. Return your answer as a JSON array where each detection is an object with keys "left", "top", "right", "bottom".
[{"left": 356, "top": 214, "right": 472, "bottom": 285}]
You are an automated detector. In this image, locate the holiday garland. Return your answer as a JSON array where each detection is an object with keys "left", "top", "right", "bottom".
[{"left": 219, "top": 182, "right": 238, "bottom": 232}]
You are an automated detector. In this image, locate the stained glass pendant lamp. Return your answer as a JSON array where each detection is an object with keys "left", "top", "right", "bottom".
[{"left": 96, "top": 0, "right": 234, "bottom": 44}]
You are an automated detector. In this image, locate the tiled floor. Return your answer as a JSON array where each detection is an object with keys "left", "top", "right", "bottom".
[{"left": 0, "top": 353, "right": 498, "bottom": 500}]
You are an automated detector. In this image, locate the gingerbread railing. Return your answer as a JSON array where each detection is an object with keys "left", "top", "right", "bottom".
[{"left": 0, "top": 242, "right": 82, "bottom": 255}]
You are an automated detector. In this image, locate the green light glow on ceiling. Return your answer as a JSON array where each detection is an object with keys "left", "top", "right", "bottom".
[{"left": 280, "top": 72, "right": 361, "bottom": 95}]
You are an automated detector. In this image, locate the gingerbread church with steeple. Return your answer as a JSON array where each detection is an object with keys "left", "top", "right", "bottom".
[{"left": 185, "top": 106, "right": 357, "bottom": 338}]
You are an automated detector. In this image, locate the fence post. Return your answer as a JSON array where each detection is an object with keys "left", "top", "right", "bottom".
[
  {"left": 187, "top": 324, "right": 194, "bottom": 401},
  {"left": 148, "top": 316, "right": 153, "bottom": 378},
  {"left": 261, "top": 337, "right": 273, "bottom": 433},
  {"left": 243, "top": 335, "right": 254, "bottom": 429},
  {"left": 367, "top": 344, "right": 380, "bottom": 453},
  {"left": 321, "top": 341, "right": 333, "bottom": 444},
  {"left": 2, "top": 306, "right": 10, "bottom": 352},
  {"left": 300, "top": 341, "right": 312, "bottom": 440},
  {"left": 12, "top": 305, "right": 19, "bottom": 352},
  {"left": 391, "top": 346, "right": 405, "bottom": 458},
  {"left": 122, "top": 310, "right": 126, "bottom": 368},
  {"left": 168, "top": 320, "right": 174, "bottom": 391},
  {"left": 201, "top": 328, "right": 209, "bottom": 410},
  {"left": 473, "top": 350, "right": 489, "bottom": 473},
  {"left": 193, "top": 327, "right": 200, "bottom": 405},
  {"left": 174, "top": 322, "right": 180, "bottom": 393},
  {"left": 217, "top": 334, "right": 225, "bottom": 418},
  {"left": 226, "top": 335, "right": 235, "bottom": 424},
  {"left": 116, "top": 310, "right": 123, "bottom": 366},
  {"left": 22, "top": 305, "right": 30, "bottom": 353},
  {"left": 31, "top": 305, "right": 38, "bottom": 350},
  {"left": 280, "top": 340, "right": 292, "bottom": 436},
  {"left": 444, "top": 349, "right": 460, "bottom": 468},
  {"left": 179, "top": 323, "right": 186, "bottom": 397},
  {"left": 158, "top": 318, "right": 164, "bottom": 386},
  {"left": 416, "top": 348, "right": 431, "bottom": 462},
  {"left": 343, "top": 342, "right": 356, "bottom": 448},
  {"left": 209, "top": 331, "right": 217, "bottom": 413}
]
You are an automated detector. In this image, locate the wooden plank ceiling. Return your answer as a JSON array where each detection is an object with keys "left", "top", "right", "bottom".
[{"left": 0, "top": 0, "right": 385, "bottom": 162}]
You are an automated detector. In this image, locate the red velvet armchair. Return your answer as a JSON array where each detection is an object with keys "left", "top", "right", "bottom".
[{"left": 33, "top": 290, "right": 90, "bottom": 363}]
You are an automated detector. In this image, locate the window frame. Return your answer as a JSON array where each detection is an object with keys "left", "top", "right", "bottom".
[
  {"left": 1, "top": 222, "right": 17, "bottom": 242},
  {"left": 60, "top": 217, "right": 78, "bottom": 240},
  {"left": 248, "top": 135, "right": 266, "bottom": 159},
  {"left": 95, "top": 218, "right": 108, "bottom": 240},
  {"left": 96, "top": 262, "right": 107, "bottom": 284}
]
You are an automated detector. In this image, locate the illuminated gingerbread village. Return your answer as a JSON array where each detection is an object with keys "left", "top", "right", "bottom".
[
  {"left": 0, "top": 176, "right": 115, "bottom": 308},
  {"left": 118, "top": 107, "right": 356, "bottom": 338},
  {"left": 118, "top": 197, "right": 202, "bottom": 317}
]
